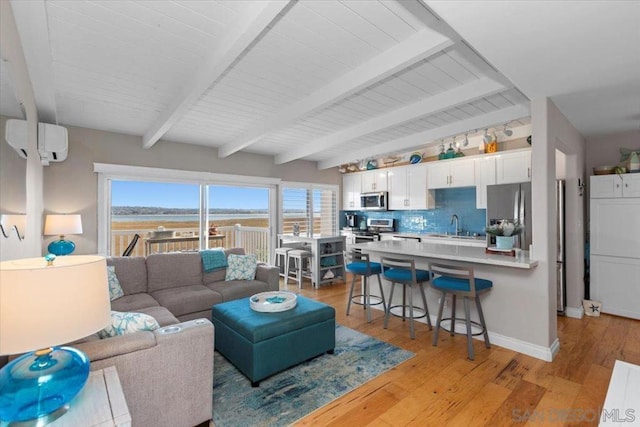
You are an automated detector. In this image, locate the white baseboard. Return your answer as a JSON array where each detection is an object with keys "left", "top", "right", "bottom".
[{"left": 564, "top": 305, "right": 584, "bottom": 319}]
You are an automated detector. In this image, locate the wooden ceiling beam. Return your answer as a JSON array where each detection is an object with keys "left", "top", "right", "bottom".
[
  {"left": 317, "top": 103, "right": 530, "bottom": 170},
  {"left": 217, "top": 27, "right": 455, "bottom": 158},
  {"left": 274, "top": 77, "right": 508, "bottom": 164},
  {"left": 142, "top": 0, "right": 294, "bottom": 149}
]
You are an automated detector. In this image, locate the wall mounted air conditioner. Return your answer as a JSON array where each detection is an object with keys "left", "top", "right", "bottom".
[{"left": 4, "top": 119, "right": 68, "bottom": 165}]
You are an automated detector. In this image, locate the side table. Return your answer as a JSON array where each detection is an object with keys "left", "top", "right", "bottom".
[{"left": 50, "top": 366, "right": 131, "bottom": 427}]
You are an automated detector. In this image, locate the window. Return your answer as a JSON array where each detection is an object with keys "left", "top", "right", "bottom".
[{"left": 280, "top": 184, "right": 338, "bottom": 237}]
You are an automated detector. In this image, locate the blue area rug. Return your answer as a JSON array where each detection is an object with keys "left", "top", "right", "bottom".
[{"left": 212, "top": 324, "right": 414, "bottom": 427}]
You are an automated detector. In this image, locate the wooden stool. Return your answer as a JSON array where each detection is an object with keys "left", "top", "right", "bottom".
[{"left": 286, "top": 249, "right": 313, "bottom": 288}]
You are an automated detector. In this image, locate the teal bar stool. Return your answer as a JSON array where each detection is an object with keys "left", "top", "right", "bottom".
[
  {"left": 380, "top": 257, "right": 432, "bottom": 339},
  {"left": 345, "top": 249, "right": 386, "bottom": 323},
  {"left": 428, "top": 262, "right": 492, "bottom": 360}
]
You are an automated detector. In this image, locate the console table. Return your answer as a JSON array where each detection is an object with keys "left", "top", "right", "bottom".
[{"left": 50, "top": 366, "right": 131, "bottom": 426}]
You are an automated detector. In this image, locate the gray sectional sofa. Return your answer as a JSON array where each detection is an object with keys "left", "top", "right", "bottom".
[{"left": 74, "top": 248, "right": 279, "bottom": 427}]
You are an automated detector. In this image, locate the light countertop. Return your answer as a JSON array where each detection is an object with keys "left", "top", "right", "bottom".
[{"left": 354, "top": 239, "right": 537, "bottom": 269}]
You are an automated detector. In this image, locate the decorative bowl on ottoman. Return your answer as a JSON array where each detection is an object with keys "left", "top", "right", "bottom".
[{"left": 250, "top": 291, "right": 297, "bottom": 312}]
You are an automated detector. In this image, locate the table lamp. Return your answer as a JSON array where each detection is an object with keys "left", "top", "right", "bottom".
[
  {"left": 0, "top": 255, "right": 111, "bottom": 425},
  {"left": 44, "top": 214, "right": 83, "bottom": 255}
]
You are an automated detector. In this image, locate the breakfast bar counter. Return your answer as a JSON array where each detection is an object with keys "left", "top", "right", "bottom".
[
  {"left": 354, "top": 240, "right": 538, "bottom": 269},
  {"left": 354, "top": 240, "right": 553, "bottom": 361}
]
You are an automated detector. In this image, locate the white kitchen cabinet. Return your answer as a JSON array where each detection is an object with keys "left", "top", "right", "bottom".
[
  {"left": 590, "top": 198, "right": 640, "bottom": 258},
  {"left": 590, "top": 174, "right": 640, "bottom": 198},
  {"left": 591, "top": 255, "right": 640, "bottom": 320},
  {"left": 427, "top": 158, "right": 475, "bottom": 189},
  {"left": 361, "top": 169, "right": 388, "bottom": 192},
  {"left": 388, "top": 164, "right": 434, "bottom": 210},
  {"left": 589, "top": 178, "right": 640, "bottom": 320},
  {"left": 496, "top": 150, "right": 531, "bottom": 184},
  {"left": 342, "top": 173, "right": 362, "bottom": 210},
  {"left": 475, "top": 156, "right": 496, "bottom": 209}
]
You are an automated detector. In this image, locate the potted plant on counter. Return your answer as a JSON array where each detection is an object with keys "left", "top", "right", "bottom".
[{"left": 485, "top": 220, "right": 523, "bottom": 249}]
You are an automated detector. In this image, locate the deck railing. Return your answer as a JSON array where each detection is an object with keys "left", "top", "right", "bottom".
[{"left": 111, "top": 225, "right": 271, "bottom": 263}]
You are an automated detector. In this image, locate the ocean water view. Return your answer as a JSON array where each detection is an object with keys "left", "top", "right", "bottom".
[{"left": 112, "top": 214, "right": 269, "bottom": 222}]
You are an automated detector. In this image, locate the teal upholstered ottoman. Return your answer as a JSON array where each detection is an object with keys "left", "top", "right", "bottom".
[{"left": 212, "top": 296, "right": 335, "bottom": 386}]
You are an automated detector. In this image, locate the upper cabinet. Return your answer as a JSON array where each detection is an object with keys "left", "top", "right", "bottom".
[
  {"left": 496, "top": 150, "right": 531, "bottom": 184},
  {"left": 427, "top": 158, "right": 475, "bottom": 189},
  {"left": 475, "top": 156, "right": 496, "bottom": 209},
  {"left": 361, "top": 169, "right": 388, "bottom": 192},
  {"left": 342, "top": 173, "right": 362, "bottom": 210},
  {"left": 388, "top": 164, "right": 434, "bottom": 210},
  {"left": 591, "top": 174, "right": 640, "bottom": 198}
]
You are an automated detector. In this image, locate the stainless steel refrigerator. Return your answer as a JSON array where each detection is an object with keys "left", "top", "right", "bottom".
[
  {"left": 486, "top": 180, "right": 566, "bottom": 314},
  {"left": 486, "top": 182, "right": 532, "bottom": 251}
]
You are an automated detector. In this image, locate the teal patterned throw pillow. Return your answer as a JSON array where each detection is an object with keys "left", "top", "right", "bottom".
[
  {"left": 98, "top": 311, "right": 160, "bottom": 339},
  {"left": 107, "top": 266, "right": 124, "bottom": 301},
  {"left": 225, "top": 254, "right": 258, "bottom": 281}
]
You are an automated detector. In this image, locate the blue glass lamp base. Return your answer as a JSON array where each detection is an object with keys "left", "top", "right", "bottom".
[
  {"left": 47, "top": 239, "right": 76, "bottom": 256},
  {"left": 0, "top": 347, "right": 90, "bottom": 424}
]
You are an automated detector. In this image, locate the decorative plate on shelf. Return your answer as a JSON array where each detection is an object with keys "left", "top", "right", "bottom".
[
  {"left": 409, "top": 152, "right": 423, "bottom": 164},
  {"left": 250, "top": 291, "right": 297, "bottom": 312}
]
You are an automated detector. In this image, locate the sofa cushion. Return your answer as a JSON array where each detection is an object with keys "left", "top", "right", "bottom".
[
  {"left": 225, "top": 254, "right": 258, "bottom": 281},
  {"left": 111, "top": 293, "right": 160, "bottom": 312},
  {"left": 107, "top": 266, "right": 125, "bottom": 301},
  {"left": 151, "top": 285, "right": 222, "bottom": 317},
  {"left": 107, "top": 257, "right": 148, "bottom": 295},
  {"left": 136, "top": 306, "right": 180, "bottom": 327},
  {"left": 203, "top": 248, "right": 246, "bottom": 285},
  {"left": 98, "top": 311, "right": 160, "bottom": 339},
  {"left": 147, "top": 252, "right": 203, "bottom": 292},
  {"left": 206, "top": 280, "right": 271, "bottom": 302}
]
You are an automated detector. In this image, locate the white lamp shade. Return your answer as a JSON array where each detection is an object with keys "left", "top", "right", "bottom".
[
  {"left": 44, "top": 214, "right": 83, "bottom": 236},
  {"left": 0, "top": 255, "right": 111, "bottom": 355}
]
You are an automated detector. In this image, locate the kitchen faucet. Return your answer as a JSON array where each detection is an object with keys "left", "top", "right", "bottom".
[{"left": 450, "top": 214, "right": 460, "bottom": 235}]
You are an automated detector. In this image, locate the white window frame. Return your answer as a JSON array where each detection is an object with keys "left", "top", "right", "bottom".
[
  {"left": 279, "top": 181, "right": 339, "bottom": 237},
  {"left": 94, "top": 163, "right": 280, "bottom": 256}
]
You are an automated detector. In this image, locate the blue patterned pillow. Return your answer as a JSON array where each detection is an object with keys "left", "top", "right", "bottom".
[
  {"left": 225, "top": 254, "right": 258, "bottom": 281},
  {"left": 107, "top": 266, "right": 124, "bottom": 301},
  {"left": 98, "top": 311, "right": 159, "bottom": 339}
]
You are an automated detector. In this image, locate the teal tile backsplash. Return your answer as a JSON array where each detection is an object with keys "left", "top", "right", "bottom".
[{"left": 342, "top": 187, "right": 487, "bottom": 236}]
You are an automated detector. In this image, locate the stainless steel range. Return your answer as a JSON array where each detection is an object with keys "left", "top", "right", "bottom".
[{"left": 353, "top": 218, "right": 394, "bottom": 243}]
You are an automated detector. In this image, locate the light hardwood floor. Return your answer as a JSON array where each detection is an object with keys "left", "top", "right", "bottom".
[{"left": 283, "top": 277, "right": 640, "bottom": 427}]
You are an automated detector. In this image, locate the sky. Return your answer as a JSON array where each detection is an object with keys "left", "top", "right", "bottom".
[{"left": 111, "top": 181, "right": 269, "bottom": 209}]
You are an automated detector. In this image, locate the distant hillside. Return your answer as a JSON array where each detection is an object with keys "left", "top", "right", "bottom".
[{"left": 112, "top": 206, "right": 270, "bottom": 215}]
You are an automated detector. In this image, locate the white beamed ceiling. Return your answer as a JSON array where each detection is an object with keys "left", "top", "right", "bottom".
[{"left": 1, "top": 0, "right": 533, "bottom": 169}]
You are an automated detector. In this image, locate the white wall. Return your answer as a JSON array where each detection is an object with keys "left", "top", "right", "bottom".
[{"left": 42, "top": 124, "right": 341, "bottom": 255}]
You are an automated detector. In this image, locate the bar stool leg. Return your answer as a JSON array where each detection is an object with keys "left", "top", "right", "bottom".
[
  {"left": 346, "top": 274, "right": 357, "bottom": 316},
  {"left": 433, "top": 291, "right": 446, "bottom": 346},
  {"left": 475, "top": 294, "right": 491, "bottom": 348},
  {"left": 418, "top": 282, "right": 432, "bottom": 330},
  {"left": 384, "top": 282, "right": 396, "bottom": 330},
  {"left": 450, "top": 294, "right": 457, "bottom": 336},
  {"left": 376, "top": 274, "right": 386, "bottom": 312},
  {"left": 408, "top": 284, "right": 415, "bottom": 339},
  {"left": 297, "top": 257, "right": 304, "bottom": 289},
  {"left": 463, "top": 296, "right": 474, "bottom": 360},
  {"left": 284, "top": 254, "right": 291, "bottom": 285},
  {"left": 364, "top": 276, "right": 372, "bottom": 323}
]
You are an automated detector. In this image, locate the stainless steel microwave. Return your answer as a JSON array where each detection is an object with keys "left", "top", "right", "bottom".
[{"left": 360, "top": 192, "right": 388, "bottom": 211}]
